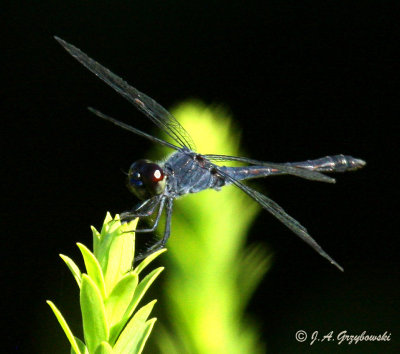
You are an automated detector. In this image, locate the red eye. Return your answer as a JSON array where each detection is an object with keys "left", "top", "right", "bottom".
[
  {"left": 142, "top": 163, "right": 164, "bottom": 187},
  {"left": 127, "top": 160, "right": 166, "bottom": 199},
  {"left": 152, "top": 168, "right": 164, "bottom": 182}
]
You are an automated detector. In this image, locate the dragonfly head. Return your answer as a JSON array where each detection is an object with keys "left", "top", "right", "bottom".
[{"left": 127, "top": 159, "right": 166, "bottom": 200}]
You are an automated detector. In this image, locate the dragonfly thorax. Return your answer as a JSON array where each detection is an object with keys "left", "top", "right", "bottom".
[{"left": 127, "top": 159, "right": 166, "bottom": 200}]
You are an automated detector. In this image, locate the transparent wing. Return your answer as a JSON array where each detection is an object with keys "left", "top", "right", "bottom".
[
  {"left": 215, "top": 166, "right": 343, "bottom": 271},
  {"left": 88, "top": 108, "right": 180, "bottom": 150},
  {"left": 205, "top": 154, "right": 336, "bottom": 183},
  {"left": 55, "top": 36, "right": 196, "bottom": 151}
]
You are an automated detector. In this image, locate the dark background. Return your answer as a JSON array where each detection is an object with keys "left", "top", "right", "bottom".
[{"left": 2, "top": 1, "right": 398, "bottom": 353}]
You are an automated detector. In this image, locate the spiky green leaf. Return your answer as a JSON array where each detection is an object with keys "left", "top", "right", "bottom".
[
  {"left": 106, "top": 272, "right": 139, "bottom": 345},
  {"left": 46, "top": 300, "right": 82, "bottom": 354},
  {"left": 120, "top": 267, "right": 163, "bottom": 327},
  {"left": 77, "top": 243, "right": 106, "bottom": 299},
  {"left": 94, "top": 341, "right": 114, "bottom": 354},
  {"left": 103, "top": 219, "right": 137, "bottom": 292},
  {"left": 133, "top": 248, "right": 166, "bottom": 276},
  {"left": 80, "top": 274, "right": 109, "bottom": 353},
  {"left": 60, "top": 254, "right": 82, "bottom": 288},
  {"left": 71, "top": 337, "right": 89, "bottom": 354},
  {"left": 113, "top": 301, "right": 157, "bottom": 354}
]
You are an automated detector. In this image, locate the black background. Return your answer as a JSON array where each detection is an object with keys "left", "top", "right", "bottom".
[{"left": 2, "top": 1, "right": 398, "bottom": 353}]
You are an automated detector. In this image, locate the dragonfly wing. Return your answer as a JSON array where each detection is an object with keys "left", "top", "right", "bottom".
[
  {"left": 205, "top": 154, "right": 335, "bottom": 183},
  {"left": 55, "top": 36, "right": 196, "bottom": 151},
  {"left": 88, "top": 108, "right": 180, "bottom": 150},
  {"left": 215, "top": 166, "right": 343, "bottom": 271}
]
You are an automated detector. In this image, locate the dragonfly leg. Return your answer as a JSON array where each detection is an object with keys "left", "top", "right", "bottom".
[
  {"left": 134, "top": 198, "right": 173, "bottom": 262},
  {"left": 121, "top": 197, "right": 165, "bottom": 233},
  {"left": 120, "top": 198, "right": 159, "bottom": 220}
]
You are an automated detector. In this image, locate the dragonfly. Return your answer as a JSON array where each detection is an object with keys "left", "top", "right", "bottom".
[{"left": 55, "top": 36, "right": 365, "bottom": 271}]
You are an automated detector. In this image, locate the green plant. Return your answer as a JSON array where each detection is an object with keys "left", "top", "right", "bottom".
[
  {"left": 151, "top": 101, "right": 271, "bottom": 353},
  {"left": 47, "top": 213, "right": 165, "bottom": 354}
]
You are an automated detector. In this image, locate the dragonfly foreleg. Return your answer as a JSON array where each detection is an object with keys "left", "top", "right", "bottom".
[
  {"left": 134, "top": 198, "right": 173, "bottom": 262},
  {"left": 121, "top": 197, "right": 165, "bottom": 233}
]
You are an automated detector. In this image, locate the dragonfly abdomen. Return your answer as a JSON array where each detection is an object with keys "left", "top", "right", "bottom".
[
  {"left": 219, "top": 154, "right": 365, "bottom": 183},
  {"left": 291, "top": 154, "right": 366, "bottom": 172},
  {"left": 220, "top": 165, "right": 278, "bottom": 182}
]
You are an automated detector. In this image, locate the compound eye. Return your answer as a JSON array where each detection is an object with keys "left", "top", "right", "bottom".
[
  {"left": 149, "top": 166, "right": 164, "bottom": 183},
  {"left": 142, "top": 164, "right": 165, "bottom": 196},
  {"left": 127, "top": 160, "right": 149, "bottom": 199},
  {"left": 127, "top": 160, "right": 166, "bottom": 199},
  {"left": 130, "top": 171, "right": 143, "bottom": 187}
]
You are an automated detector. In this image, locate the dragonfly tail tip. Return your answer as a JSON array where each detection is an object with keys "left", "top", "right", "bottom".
[{"left": 332, "top": 260, "right": 344, "bottom": 272}]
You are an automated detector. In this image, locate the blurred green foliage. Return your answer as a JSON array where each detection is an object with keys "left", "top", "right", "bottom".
[{"left": 150, "top": 101, "right": 271, "bottom": 353}]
